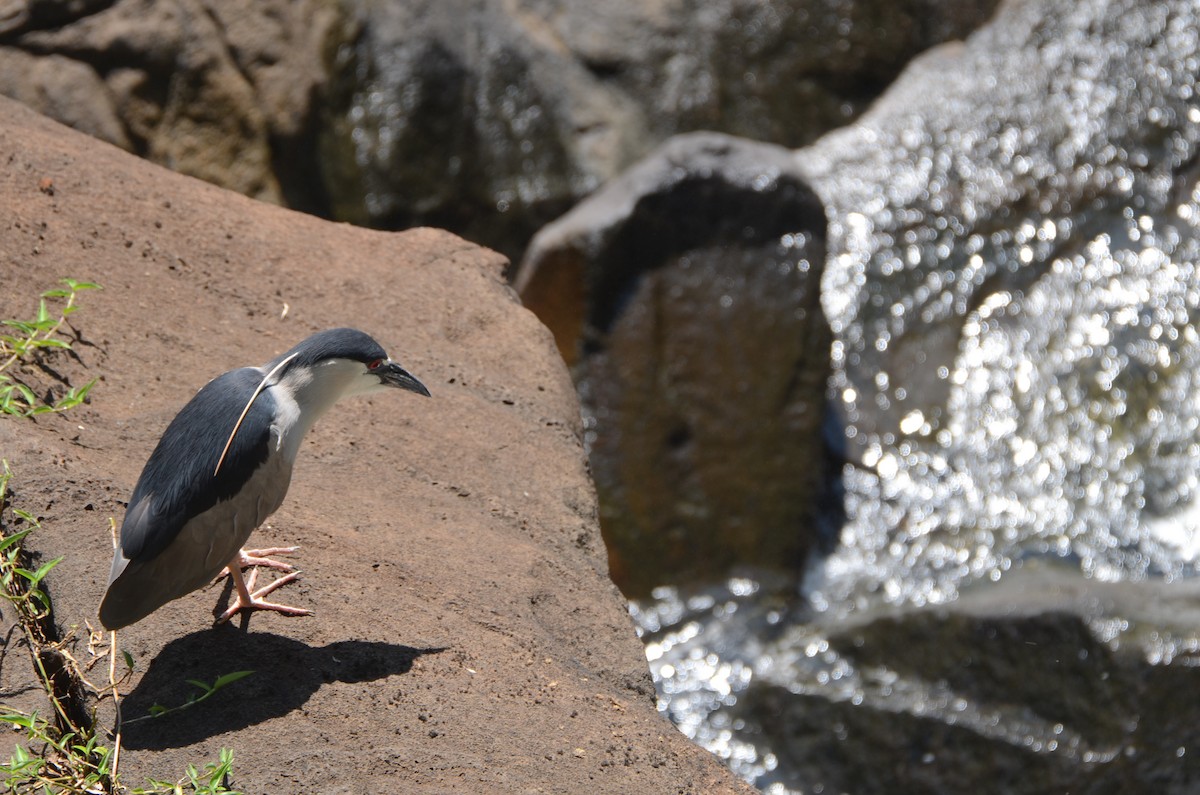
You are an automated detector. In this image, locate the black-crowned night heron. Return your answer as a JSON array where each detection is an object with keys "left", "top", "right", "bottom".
[{"left": 98, "top": 327, "right": 430, "bottom": 630}]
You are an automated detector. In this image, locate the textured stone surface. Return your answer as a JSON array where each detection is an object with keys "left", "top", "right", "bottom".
[
  {"left": 318, "top": 0, "right": 999, "bottom": 260},
  {"left": 0, "top": 0, "right": 339, "bottom": 205},
  {"left": 0, "top": 0, "right": 1000, "bottom": 263}
]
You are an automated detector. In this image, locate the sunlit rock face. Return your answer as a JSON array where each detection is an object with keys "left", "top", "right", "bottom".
[{"left": 635, "top": 0, "right": 1200, "bottom": 792}]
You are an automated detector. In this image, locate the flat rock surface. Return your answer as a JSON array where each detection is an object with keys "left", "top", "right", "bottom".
[{"left": 0, "top": 96, "right": 751, "bottom": 794}]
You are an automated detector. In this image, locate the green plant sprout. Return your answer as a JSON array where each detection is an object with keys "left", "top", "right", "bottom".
[
  {"left": 0, "top": 462, "right": 242, "bottom": 793},
  {"left": 0, "top": 278, "right": 100, "bottom": 416},
  {"left": 136, "top": 748, "right": 241, "bottom": 795},
  {"left": 1, "top": 459, "right": 115, "bottom": 792},
  {"left": 124, "top": 671, "right": 256, "bottom": 725}
]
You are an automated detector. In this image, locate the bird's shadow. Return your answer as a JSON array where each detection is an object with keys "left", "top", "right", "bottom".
[{"left": 119, "top": 628, "right": 443, "bottom": 750}]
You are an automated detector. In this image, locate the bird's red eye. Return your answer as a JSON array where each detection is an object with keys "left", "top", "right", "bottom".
[{"left": 367, "top": 359, "right": 384, "bottom": 370}]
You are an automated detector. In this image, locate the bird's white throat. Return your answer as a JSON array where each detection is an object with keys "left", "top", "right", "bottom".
[{"left": 269, "top": 358, "right": 383, "bottom": 460}]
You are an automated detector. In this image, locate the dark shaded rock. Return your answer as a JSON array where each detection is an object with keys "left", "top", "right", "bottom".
[
  {"left": 734, "top": 605, "right": 1200, "bottom": 795},
  {"left": 519, "top": 132, "right": 832, "bottom": 596},
  {"left": 0, "top": 0, "right": 1000, "bottom": 263},
  {"left": 0, "top": 0, "right": 111, "bottom": 38},
  {"left": 320, "top": 0, "right": 1000, "bottom": 261},
  {"left": 318, "top": 0, "right": 645, "bottom": 265},
  {"left": 541, "top": 0, "right": 1002, "bottom": 149}
]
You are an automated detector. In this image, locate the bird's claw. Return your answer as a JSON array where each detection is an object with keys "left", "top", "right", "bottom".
[
  {"left": 215, "top": 567, "right": 313, "bottom": 624},
  {"left": 236, "top": 546, "right": 301, "bottom": 572}
]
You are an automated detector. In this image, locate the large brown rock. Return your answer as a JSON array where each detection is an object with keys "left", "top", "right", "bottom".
[{"left": 0, "top": 97, "right": 752, "bottom": 794}]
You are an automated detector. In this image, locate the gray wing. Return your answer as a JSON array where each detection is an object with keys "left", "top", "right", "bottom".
[{"left": 115, "top": 366, "right": 277, "bottom": 566}]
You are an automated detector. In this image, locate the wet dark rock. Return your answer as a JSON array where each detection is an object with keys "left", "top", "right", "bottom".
[
  {"left": 800, "top": 0, "right": 1200, "bottom": 467},
  {"left": 519, "top": 132, "right": 832, "bottom": 596},
  {"left": 544, "top": 0, "right": 1002, "bottom": 150},
  {"left": 800, "top": 0, "right": 1200, "bottom": 609},
  {"left": 734, "top": 606, "right": 1200, "bottom": 795},
  {"left": 317, "top": 0, "right": 639, "bottom": 266},
  {"left": 636, "top": 567, "right": 1200, "bottom": 793}
]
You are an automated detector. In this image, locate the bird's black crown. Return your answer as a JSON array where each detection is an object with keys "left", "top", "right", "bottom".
[{"left": 272, "top": 328, "right": 388, "bottom": 371}]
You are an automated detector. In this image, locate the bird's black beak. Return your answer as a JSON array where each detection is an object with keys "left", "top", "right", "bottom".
[{"left": 376, "top": 361, "right": 431, "bottom": 397}]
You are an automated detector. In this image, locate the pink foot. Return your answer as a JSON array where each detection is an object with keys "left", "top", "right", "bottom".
[
  {"left": 213, "top": 546, "right": 300, "bottom": 585},
  {"left": 215, "top": 564, "right": 313, "bottom": 624}
]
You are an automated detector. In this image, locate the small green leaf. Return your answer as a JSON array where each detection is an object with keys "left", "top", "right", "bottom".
[
  {"left": 1, "top": 712, "right": 36, "bottom": 729},
  {"left": 30, "top": 556, "right": 63, "bottom": 585},
  {"left": 64, "top": 279, "right": 101, "bottom": 291},
  {"left": 211, "top": 670, "right": 255, "bottom": 689},
  {"left": 14, "top": 383, "right": 35, "bottom": 405},
  {"left": 0, "top": 529, "right": 32, "bottom": 553}
]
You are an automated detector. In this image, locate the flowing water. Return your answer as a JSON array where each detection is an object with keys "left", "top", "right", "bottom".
[{"left": 631, "top": 2, "right": 1200, "bottom": 791}]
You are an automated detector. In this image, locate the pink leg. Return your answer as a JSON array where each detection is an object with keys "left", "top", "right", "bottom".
[{"left": 215, "top": 561, "right": 313, "bottom": 624}]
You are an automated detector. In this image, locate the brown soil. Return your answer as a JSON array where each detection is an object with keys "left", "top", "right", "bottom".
[{"left": 0, "top": 97, "right": 753, "bottom": 794}]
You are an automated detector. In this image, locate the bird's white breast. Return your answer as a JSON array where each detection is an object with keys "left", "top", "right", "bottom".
[{"left": 270, "top": 375, "right": 306, "bottom": 463}]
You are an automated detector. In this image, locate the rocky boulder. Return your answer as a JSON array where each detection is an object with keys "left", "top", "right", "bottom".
[
  {"left": 0, "top": 0, "right": 338, "bottom": 206},
  {"left": 320, "top": 0, "right": 1001, "bottom": 261},
  {"left": 632, "top": 0, "right": 1200, "bottom": 791},
  {"left": 517, "top": 132, "right": 833, "bottom": 596}
]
